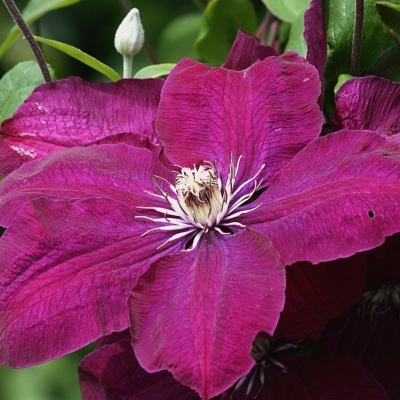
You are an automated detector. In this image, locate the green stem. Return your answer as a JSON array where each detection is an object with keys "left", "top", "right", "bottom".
[
  {"left": 2, "top": 0, "right": 52, "bottom": 82},
  {"left": 122, "top": 55, "right": 133, "bottom": 78}
]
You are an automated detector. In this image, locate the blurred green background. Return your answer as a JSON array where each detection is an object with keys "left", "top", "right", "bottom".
[
  {"left": 0, "top": 346, "right": 93, "bottom": 400},
  {"left": 0, "top": 0, "right": 202, "bottom": 81},
  {"left": 0, "top": 0, "right": 264, "bottom": 398}
]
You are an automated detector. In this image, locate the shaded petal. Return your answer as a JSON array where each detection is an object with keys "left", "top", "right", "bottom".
[
  {"left": 0, "top": 197, "right": 179, "bottom": 367},
  {"left": 0, "top": 144, "right": 173, "bottom": 227},
  {"left": 274, "top": 252, "right": 366, "bottom": 340},
  {"left": 157, "top": 54, "right": 322, "bottom": 185},
  {"left": 224, "top": 356, "right": 388, "bottom": 400},
  {"left": 365, "top": 233, "right": 400, "bottom": 290},
  {"left": 242, "top": 130, "right": 400, "bottom": 265},
  {"left": 0, "top": 77, "right": 163, "bottom": 176},
  {"left": 222, "top": 30, "right": 277, "bottom": 71},
  {"left": 316, "top": 306, "right": 400, "bottom": 399},
  {"left": 79, "top": 338, "right": 198, "bottom": 400},
  {"left": 304, "top": 0, "right": 326, "bottom": 108},
  {"left": 93, "top": 329, "right": 132, "bottom": 350},
  {"left": 129, "top": 229, "right": 285, "bottom": 399},
  {"left": 334, "top": 76, "right": 400, "bottom": 135}
]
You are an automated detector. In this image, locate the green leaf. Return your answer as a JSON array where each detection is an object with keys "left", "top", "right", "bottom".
[
  {"left": 34, "top": 36, "right": 120, "bottom": 82},
  {"left": 323, "top": 0, "right": 393, "bottom": 110},
  {"left": 376, "top": 1, "right": 400, "bottom": 36},
  {"left": 158, "top": 13, "right": 202, "bottom": 63},
  {"left": 195, "top": 0, "right": 257, "bottom": 66},
  {"left": 0, "top": 0, "right": 80, "bottom": 58},
  {"left": 324, "top": 0, "right": 393, "bottom": 75},
  {"left": 261, "top": 0, "right": 311, "bottom": 23},
  {"left": 366, "top": 44, "right": 400, "bottom": 82},
  {"left": 284, "top": 11, "right": 308, "bottom": 57},
  {"left": 0, "top": 61, "right": 56, "bottom": 124},
  {"left": 334, "top": 74, "right": 354, "bottom": 93},
  {"left": 262, "top": 0, "right": 311, "bottom": 57},
  {"left": 134, "top": 64, "right": 176, "bottom": 79}
]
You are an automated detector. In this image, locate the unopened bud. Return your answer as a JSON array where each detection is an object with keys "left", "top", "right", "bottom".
[{"left": 114, "top": 8, "right": 145, "bottom": 58}]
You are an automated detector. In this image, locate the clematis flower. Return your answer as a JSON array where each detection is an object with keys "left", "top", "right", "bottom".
[{"left": 3, "top": 43, "right": 400, "bottom": 399}]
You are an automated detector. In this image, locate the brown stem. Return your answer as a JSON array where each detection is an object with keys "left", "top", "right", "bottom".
[
  {"left": 2, "top": 0, "right": 52, "bottom": 82},
  {"left": 350, "top": 0, "right": 364, "bottom": 75}
]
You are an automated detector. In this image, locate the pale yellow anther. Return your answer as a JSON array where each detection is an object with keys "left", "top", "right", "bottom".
[{"left": 175, "top": 164, "right": 223, "bottom": 230}]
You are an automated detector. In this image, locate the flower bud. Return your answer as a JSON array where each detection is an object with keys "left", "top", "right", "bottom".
[{"left": 114, "top": 8, "right": 145, "bottom": 58}]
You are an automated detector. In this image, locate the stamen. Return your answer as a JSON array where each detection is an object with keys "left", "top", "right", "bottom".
[
  {"left": 156, "top": 229, "right": 197, "bottom": 249},
  {"left": 136, "top": 215, "right": 192, "bottom": 227},
  {"left": 140, "top": 224, "right": 192, "bottom": 236},
  {"left": 229, "top": 338, "right": 300, "bottom": 399},
  {"left": 223, "top": 202, "right": 264, "bottom": 221},
  {"left": 136, "top": 206, "right": 180, "bottom": 217},
  {"left": 230, "top": 164, "right": 265, "bottom": 203},
  {"left": 182, "top": 230, "right": 204, "bottom": 252},
  {"left": 228, "top": 178, "right": 263, "bottom": 213}
]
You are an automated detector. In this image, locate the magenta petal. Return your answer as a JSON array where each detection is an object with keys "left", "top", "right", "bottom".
[
  {"left": 222, "top": 30, "right": 277, "bottom": 71},
  {"left": 0, "top": 76, "right": 163, "bottom": 176},
  {"left": 304, "top": 0, "right": 326, "bottom": 107},
  {"left": 0, "top": 137, "right": 66, "bottom": 177},
  {"left": 79, "top": 338, "right": 198, "bottom": 400},
  {"left": 0, "top": 197, "right": 179, "bottom": 367},
  {"left": 0, "top": 144, "right": 172, "bottom": 227},
  {"left": 243, "top": 130, "right": 400, "bottom": 265},
  {"left": 129, "top": 229, "right": 285, "bottom": 399},
  {"left": 157, "top": 54, "right": 322, "bottom": 185},
  {"left": 334, "top": 76, "right": 400, "bottom": 135}
]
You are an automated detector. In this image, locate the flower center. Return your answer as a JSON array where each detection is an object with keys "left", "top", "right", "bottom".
[
  {"left": 175, "top": 163, "right": 223, "bottom": 229},
  {"left": 137, "top": 156, "right": 265, "bottom": 251}
]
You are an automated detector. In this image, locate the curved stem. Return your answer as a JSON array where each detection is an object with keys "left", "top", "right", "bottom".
[
  {"left": 2, "top": 0, "right": 52, "bottom": 83},
  {"left": 350, "top": 0, "right": 364, "bottom": 76}
]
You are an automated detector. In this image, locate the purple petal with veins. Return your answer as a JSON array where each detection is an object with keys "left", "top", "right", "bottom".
[
  {"left": 334, "top": 76, "right": 400, "bottom": 136},
  {"left": 0, "top": 76, "right": 163, "bottom": 176}
]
